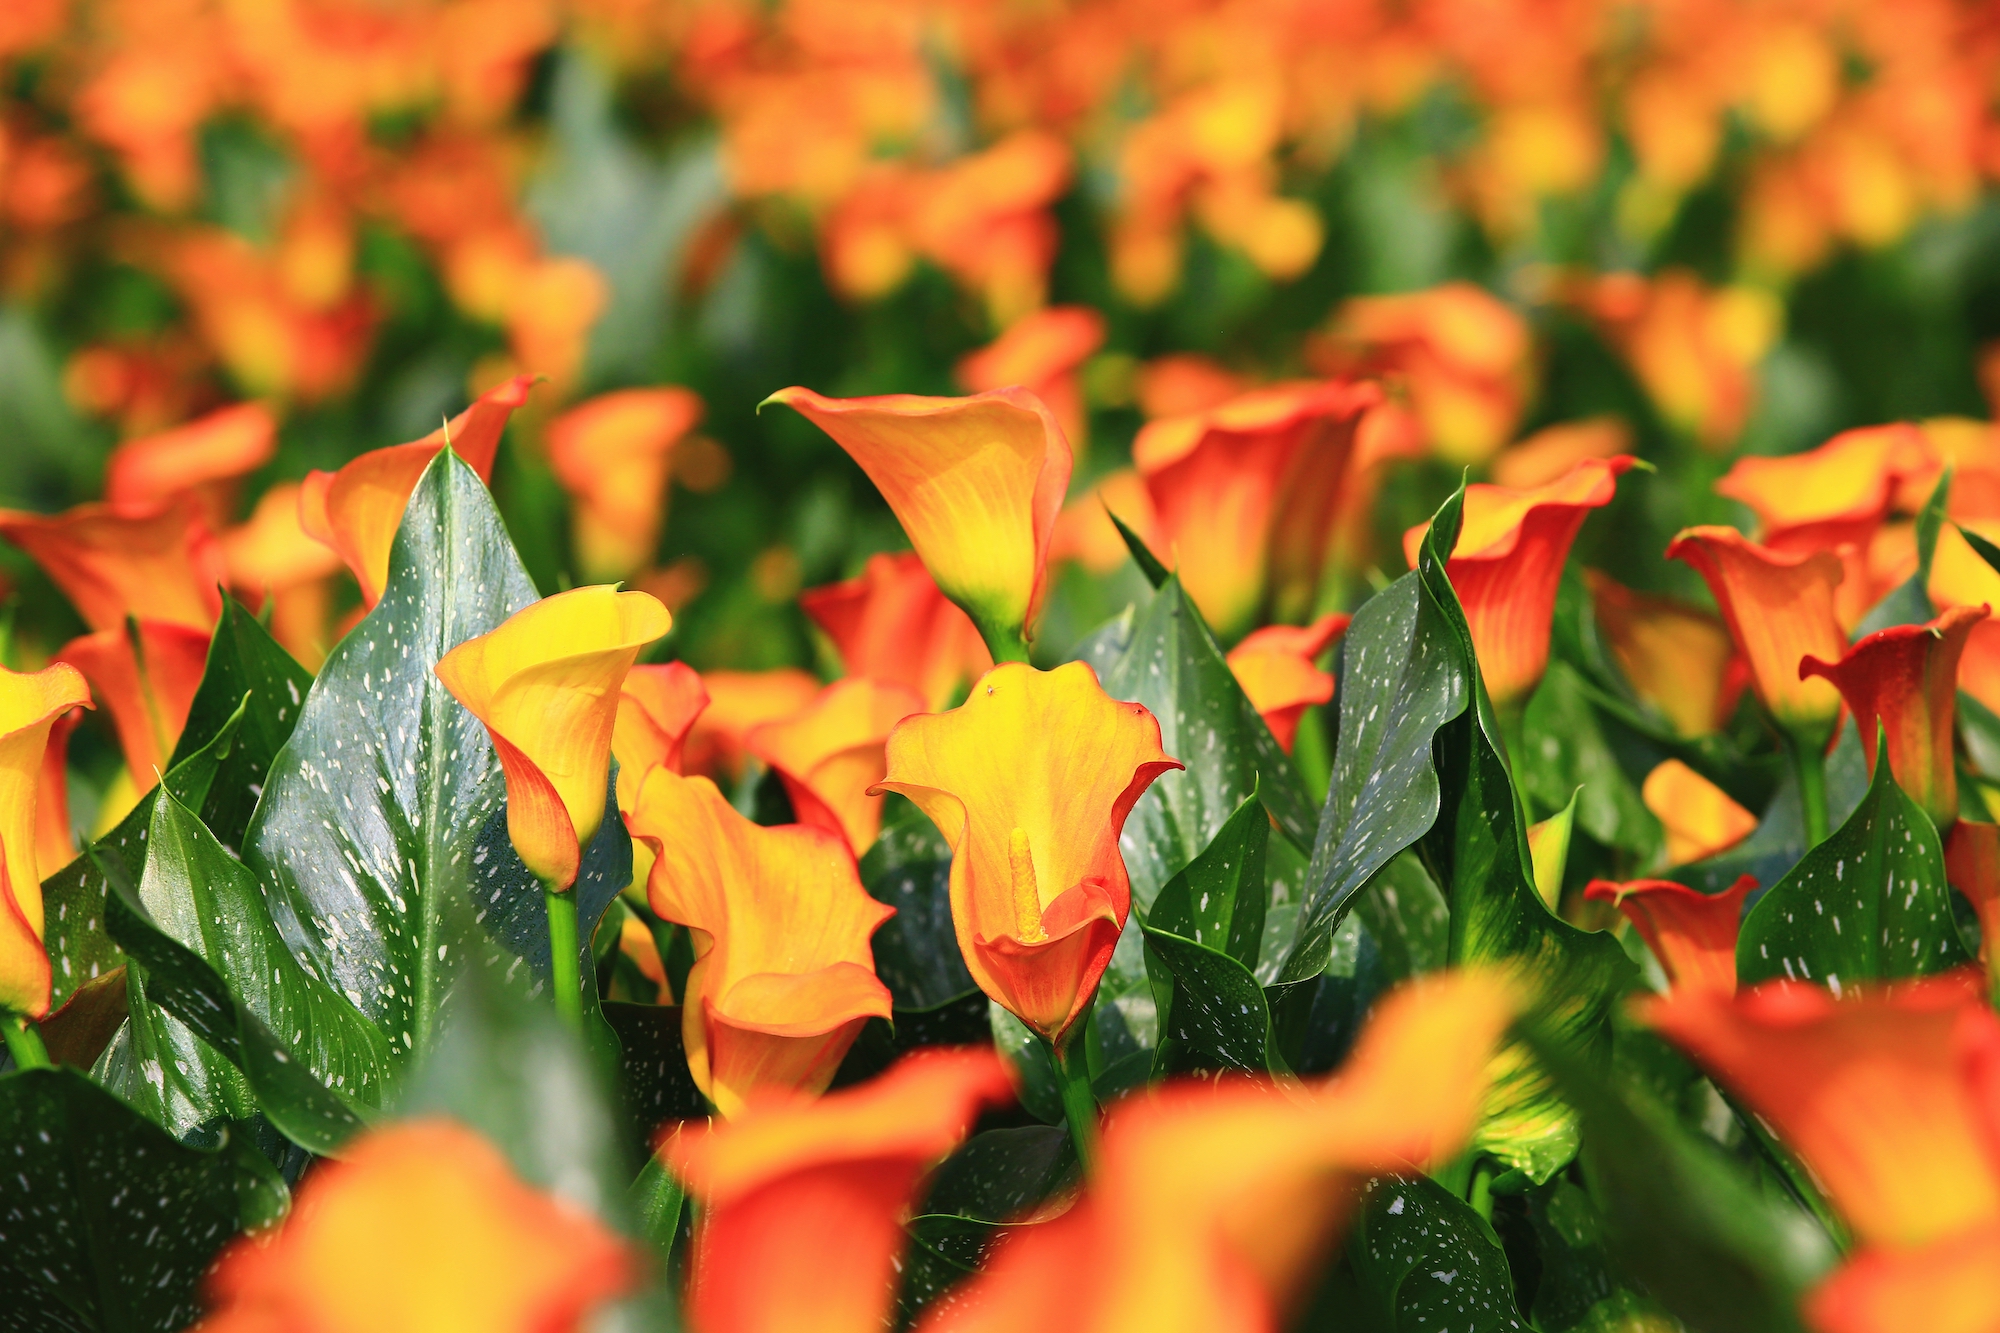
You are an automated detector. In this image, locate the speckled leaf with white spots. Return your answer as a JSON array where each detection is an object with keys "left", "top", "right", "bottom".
[
  {"left": 898, "top": 1126, "right": 1075, "bottom": 1325},
  {"left": 1346, "top": 1174, "right": 1528, "bottom": 1333},
  {"left": 1737, "top": 737, "right": 1972, "bottom": 989}
]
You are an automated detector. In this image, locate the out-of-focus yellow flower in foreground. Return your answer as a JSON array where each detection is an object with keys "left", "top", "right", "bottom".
[{"left": 0, "top": 661, "right": 92, "bottom": 1019}]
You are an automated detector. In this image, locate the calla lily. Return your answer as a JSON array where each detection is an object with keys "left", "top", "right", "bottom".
[
  {"left": 546, "top": 387, "right": 703, "bottom": 582},
  {"left": 1583, "top": 874, "right": 1754, "bottom": 996},
  {"left": 1134, "top": 379, "right": 1376, "bottom": 637},
  {"left": 1800, "top": 605, "right": 1988, "bottom": 829},
  {"left": 665, "top": 1048, "right": 1015, "bottom": 1333},
  {"left": 761, "top": 386, "right": 1072, "bottom": 657},
  {"left": 195, "top": 1119, "right": 634, "bottom": 1333},
  {"left": 0, "top": 662, "right": 93, "bottom": 1018},
  {"left": 221, "top": 481, "right": 347, "bottom": 670},
  {"left": 682, "top": 669, "right": 823, "bottom": 782},
  {"left": 875, "top": 661, "right": 1181, "bottom": 1044},
  {"left": 1715, "top": 423, "right": 1935, "bottom": 553},
  {"left": 630, "top": 768, "right": 894, "bottom": 1117},
  {"left": 34, "top": 706, "right": 83, "bottom": 880},
  {"left": 1641, "top": 759, "right": 1758, "bottom": 865},
  {"left": 1224, "top": 612, "right": 1350, "bottom": 753},
  {"left": 1490, "top": 417, "right": 1632, "bottom": 489},
  {"left": 301, "top": 375, "right": 534, "bottom": 607},
  {"left": 1404, "top": 456, "right": 1633, "bottom": 705},
  {"left": 0, "top": 498, "right": 224, "bottom": 633},
  {"left": 1587, "top": 571, "right": 1740, "bottom": 736},
  {"left": 612, "top": 662, "right": 710, "bottom": 811},
  {"left": 56, "top": 619, "right": 211, "bottom": 789},
  {"left": 955, "top": 305, "right": 1105, "bottom": 459},
  {"left": 799, "top": 552, "right": 992, "bottom": 710},
  {"left": 745, "top": 678, "right": 926, "bottom": 855},
  {"left": 1666, "top": 525, "right": 1847, "bottom": 744},
  {"left": 434, "top": 585, "right": 671, "bottom": 893},
  {"left": 1051, "top": 469, "right": 1163, "bottom": 576},
  {"left": 103, "top": 401, "right": 277, "bottom": 526},
  {"left": 1806, "top": 1222, "right": 2000, "bottom": 1333}
]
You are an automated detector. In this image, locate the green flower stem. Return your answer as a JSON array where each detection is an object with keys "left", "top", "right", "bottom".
[
  {"left": 1048, "top": 1032, "right": 1100, "bottom": 1173},
  {"left": 980, "top": 620, "right": 1034, "bottom": 666},
  {"left": 1789, "top": 733, "right": 1830, "bottom": 850},
  {"left": 1468, "top": 1160, "right": 1495, "bottom": 1223},
  {"left": 545, "top": 885, "right": 583, "bottom": 1032},
  {"left": 3, "top": 1011, "right": 51, "bottom": 1069}
]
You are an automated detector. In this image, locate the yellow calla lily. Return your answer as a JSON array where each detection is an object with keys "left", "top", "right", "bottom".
[{"left": 0, "top": 662, "right": 94, "bottom": 1019}]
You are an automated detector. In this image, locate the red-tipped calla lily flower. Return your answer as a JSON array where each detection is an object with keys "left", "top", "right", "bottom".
[
  {"left": 1666, "top": 526, "right": 1848, "bottom": 744},
  {"left": 761, "top": 386, "right": 1072, "bottom": 657},
  {"left": 434, "top": 586, "right": 671, "bottom": 892},
  {"left": 799, "top": 552, "right": 993, "bottom": 710},
  {"left": 1715, "top": 423, "right": 1936, "bottom": 553},
  {"left": 0, "top": 498, "right": 224, "bottom": 633},
  {"left": 875, "top": 661, "right": 1180, "bottom": 1044},
  {"left": 665, "top": 1048, "right": 1015, "bottom": 1333},
  {"left": 956, "top": 305, "right": 1105, "bottom": 459},
  {"left": 1584, "top": 874, "right": 1754, "bottom": 996},
  {"left": 1224, "top": 612, "right": 1350, "bottom": 752},
  {"left": 103, "top": 401, "right": 277, "bottom": 527},
  {"left": 1403, "top": 457, "right": 1634, "bottom": 706},
  {"left": 1641, "top": 759, "right": 1758, "bottom": 865},
  {"left": 1805, "top": 1220, "right": 2000, "bottom": 1333},
  {"left": 745, "top": 678, "right": 926, "bottom": 855},
  {"left": 1587, "top": 571, "right": 1741, "bottom": 737},
  {"left": 1491, "top": 417, "right": 1632, "bottom": 489},
  {"left": 1800, "top": 605, "right": 1987, "bottom": 828},
  {"left": 0, "top": 662, "right": 93, "bottom": 1018},
  {"left": 612, "top": 661, "right": 709, "bottom": 811},
  {"left": 545, "top": 386, "right": 703, "bottom": 582},
  {"left": 194, "top": 1119, "right": 634, "bottom": 1333},
  {"left": 56, "top": 619, "right": 211, "bottom": 790},
  {"left": 681, "top": 669, "right": 823, "bottom": 782},
  {"left": 631, "top": 768, "right": 894, "bottom": 1117}
]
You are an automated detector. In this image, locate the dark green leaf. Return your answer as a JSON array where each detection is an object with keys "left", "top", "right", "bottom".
[
  {"left": 604, "top": 1001, "right": 708, "bottom": 1150},
  {"left": 1957, "top": 519, "right": 2000, "bottom": 581},
  {"left": 1348, "top": 851, "right": 1449, "bottom": 983},
  {"left": 1147, "top": 788, "right": 1269, "bottom": 971},
  {"left": 859, "top": 803, "right": 978, "bottom": 1012},
  {"left": 1345, "top": 1174, "right": 1527, "bottom": 1332},
  {"left": 988, "top": 1005, "right": 1062, "bottom": 1124},
  {"left": 1517, "top": 660, "right": 1662, "bottom": 861},
  {"left": 1106, "top": 505, "right": 1171, "bottom": 588},
  {"left": 898, "top": 1126, "right": 1076, "bottom": 1326},
  {"left": 631, "top": 1155, "right": 686, "bottom": 1270}
]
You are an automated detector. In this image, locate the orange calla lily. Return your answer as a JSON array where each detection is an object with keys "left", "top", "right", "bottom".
[
  {"left": 745, "top": 678, "right": 925, "bottom": 855},
  {"left": 194, "top": 1119, "right": 633, "bottom": 1333},
  {"left": 1944, "top": 822, "right": 2000, "bottom": 983},
  {"left": 1641, "top": 759, "right": 1758, "bottom": 865},
  {"left": 56, "top": 619, "right": 211, "bottom": 790},
  {"left": 665, "top": 1048, "right": 1015, "bottom": 1333},
  {"left": 0, "top": 498, "right": 224, "bottom": 633},
  {"left": 1134, "top": 379, "right": 1377, "bottom": 637},
  {"left": 1714, "top": 423, "right": 1935, "bottom": 553},
  {"left": 1800, "top": 605, "right": 1987, "bottom": 829},
  {"left": 612, "top": 661, "right": 709, "bottom": 810},
  {"left": 1805, "top": 1221, "right": 2000, "bottom": 1333},
  {"left": 1051, "top": 469, "right": 1163, "bottom": 576},
  {"left": 1490, "top": 417, "right": 1632, "bottom": 490},
  {"left": 0, "top": 662, "right": 93, "bottom": 1018},
  {"left": 221, "top": 481, "right": 346, "bottom": 670},
  {"left": 682, "top": 669, "right": 823, "bottom": 782},
  {"left": 1666, "top": 525, "right": 1848, "bottom": 743},
  {"left": 955, "top": 305, "right": 1106, "bottom": 458},
  {"left": 1224, "top": 612, "right": 1351, "bottom": 753},
  {"left": 434, "top": 586, "right": 671, "bottom": 892},
  {"left": 300, "top": 375, "right": 534, "bottom": 607},
  {"left": 630, "top": 767, "right": 894, "bottom": 1117},
  {"left": 103, "top": 401, "right": 277, "bottom": 526},
  {"left": 761, "top": 386, "right": 1072, "bottom": 656},
  {"left": 545, "top": 386, "right": 703, "bottom": 582},
  {"left": 799, "top": 552, "right": 992, "bottom": 710},
  {"left": 1583, "top": 874, "right": 1754, "bottom": 996},
  {"left": 875, "top": 661, "right": 1181, "bottom": 1044},
  {"left": 33, "top": 705, "right": 83, "bottom": 881},
  {"left": 1403, "top": 457, "right": 1634, "bottom": 705},
  {"left": 1587, "top": 571, "right": 1740, "bottom": 737}
]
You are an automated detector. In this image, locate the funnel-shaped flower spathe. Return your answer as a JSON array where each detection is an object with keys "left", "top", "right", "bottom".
[
  {"left": 682, "top": 669, "right": 823, "bottom": 782},
  {"left": 0, "top": 498, "right": 224, "bottom": 633},
  {"left": 103, "top": 401, "right": 277, "bottom": 526},
  {"left": 1641, "top": 759, "right": 1758, "bottom": 865},
  {"left": 745, "top": 678, "right": 926, "bottom": 855},
  {"left": 300, "top": 375, "right": 534, "bottom": 606},
  {"left": 34, "top": 706, "right": 84, "bottom": 881},
  {"left": 1715, "top": 423, "right": 1935, "bottom": 553},
  {"left": 875, "top": 662, "right": 1181, "bottom": 1044},
  {"left": 0, "top": 662, "right": 93, "bottom": 1018},
  {"left": 195, "top": 1119, "right": 634, "bottom": 1333},
  {"left": 546, "top": 387, "right": 703, "bottom": 582},
  {"left": 631, "top": 768, "right": 894, "bottom": 1117},
  {"left": 1224, "top": 612, "right": 1350, "bottom": 753},
  {"left": 1800, "top": 605, "right": 1988, "bottom": 829},
  {"left": 435, "top": 586, "right": 671, "bottom": 892},
  {"left": 612, "top": 662, "right": 709, "bottom": 811},
  {"left": 665, "top": 1049, "right": 1015, "bottom": 1333},
  {"left": 800, "top": 553, "right": 993, "bottom": 711},
  {"left": 1403, "top": 457, "right": 1633, "bottom": 705},
  {"left": 1666, "top": 525, "right": 1847, "bottom": 744},
  {"left": 1583, "top": 875, "right": 1754, "bottom": 997},
  {"left": 1587, "top": 571, "right": 1740, "bottom": 736},
  {"left": 761, "top": 386, "right": 1072, "bottom": 655},
  {"left": 955, "top": 305, "right": 1105, "bottom": 458},
  {"left": 56, "top": 619, "right": 211, "bottom": 788}
]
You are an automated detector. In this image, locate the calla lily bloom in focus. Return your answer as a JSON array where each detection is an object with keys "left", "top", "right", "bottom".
[
  {"left": 762, "top": 386, "right": 1071, "bottom": 659},
  {"left": 57, "top": 619, "right": 211, "bottom": 790},
  {"left": 0, "top": 498, "right": 224, "bottom": 633},
  {"left": 746, "top": 678, "right": 926, "bottom": 855},
  {"left": 1800, "top": 605, "right": 1987, "bottom": 829},
  {"left": 194, "top": 1119, "right": 633, "bottom": 1333},
  {"left": 681, "top": 669, "right": 823, "bottom": 782},
  {"left": 1666, "top": 526, "right": 1848, "bottom": 744},
  {"left": 665, "top": 1049, "right": 1014, "bottom": 1333},
  {"left": 1583, "top": 874, "right": 1754, "bottom": 996},
  {"left": 0, "top": 662, "right": 93, "bottom": 1019},
  {"left": 103, "top": 401, "right": 277, "bottom": 527},
  {"left": 1404, "top": 457, "right": 1633, "bottom": 706},
  {"left": 1641, "top": 759, "right": 1758, "bottom": 865},
  {"left": 631, "top": 768, "right": 894, "bottom": 1117},
  {"left": 1714, "top": 423, "right": 1935, "bottom": 553},
  {"left": 546, "top": 386, "right": 703, "bottom": 582},
  {"left": 800, "top": 552, "right": 992, "bottom": 710},
  {"left": 876, "top": 661, "right": 1181, "bottom": 1044},
  {"left": 1225, "top": 612, "right": 1351, "bottom": 753},
  {"left": 1587, "top": 572, "right": 1740, "bottom": 737},
  {"left": 435, "top": 585, "right": 671, "bottom": 893},
  {"left": 612, "top": 662, "right": 709, "bottom": 811}
]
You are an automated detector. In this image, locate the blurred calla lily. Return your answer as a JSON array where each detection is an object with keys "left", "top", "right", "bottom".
[
  {"left": 0, "top": 662, "right": 93, "bottom": 1019},
  {"left": 631, "top": 767, "right": 894, "bottom": 1117},
  {"left": 1404, "top": 457, "right": 1633, "bottom": 706},
  {"left": 760, "top": 386, "right": 1072, "bottom": 658},
  {"left": 1224, "top": 612, "right": 1350, "bottom": 752},
  {"left": 103, "top": 401, "right": 277, "bottom": 527},
  {"left": 681, "top": 669, "right": 822, "bottom": 782},
  {"left": 1051, "top": 469, "right": 1163, "bottom": 576},
  {"left": 745, "top": 678, "right": 926, "bottom": 855},
  {"left": 1943, "top": 821, "right": 2000, "bottom": 985},
  {"left": 955, "top": 305, "right": 1105, "bottom": 459},
  {"left": 875, "top": 661, "right": 1180, "bottom": 1044},
  {"left": 800, "top": 552, "right": 992, "bottom": 710},
  {"left": 1490, "top": 417, "right": 1632, "bottom": 489},
  {"left": 665, "top": 1048, "right": 1015, "bottom": 1333},
  {"left": 612, "top": 661, "right": 709, "bottom": 811},
  {"left": 1800, "top": 605, "right": 1988, "bottom": 829},
  {"left": 1641, "top": 759, "right": 1758, "bottom": 865},
  {"left": 1583, "top": 874, "right": 1754, "bottom": 996},
  {"left": 1587, "top": 571, "right": 1740, "bottom": 736},
  {"left": 194, "top": 1119, "right": 634, "bottom": 1333},
  {"left": 1714, "top": 423, "right": 1935, "bottom": 553},
  {"left": 1666, "top": 525, "right": 1848, "bottom": 744},
  {"left": 1806, "top": 1223, "right": 2000, "bottom": 1333},
  {"left": 56, "top": 619, "right": 211, "bottom": 790},
  {"left": 221, "top": 480, "right": 346, "bottom": 669},
  {"left": 300, "top": 375, "right": 534, "bottom": 607},
  {"left": 0, "top": 498, "right": 224, "bottom": 633},
  {"left": 434, "top": 586, "right": 671, "bottom": 892},
  {"left": 546, "top": 387, "right": 703, "bottom": 582}
]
